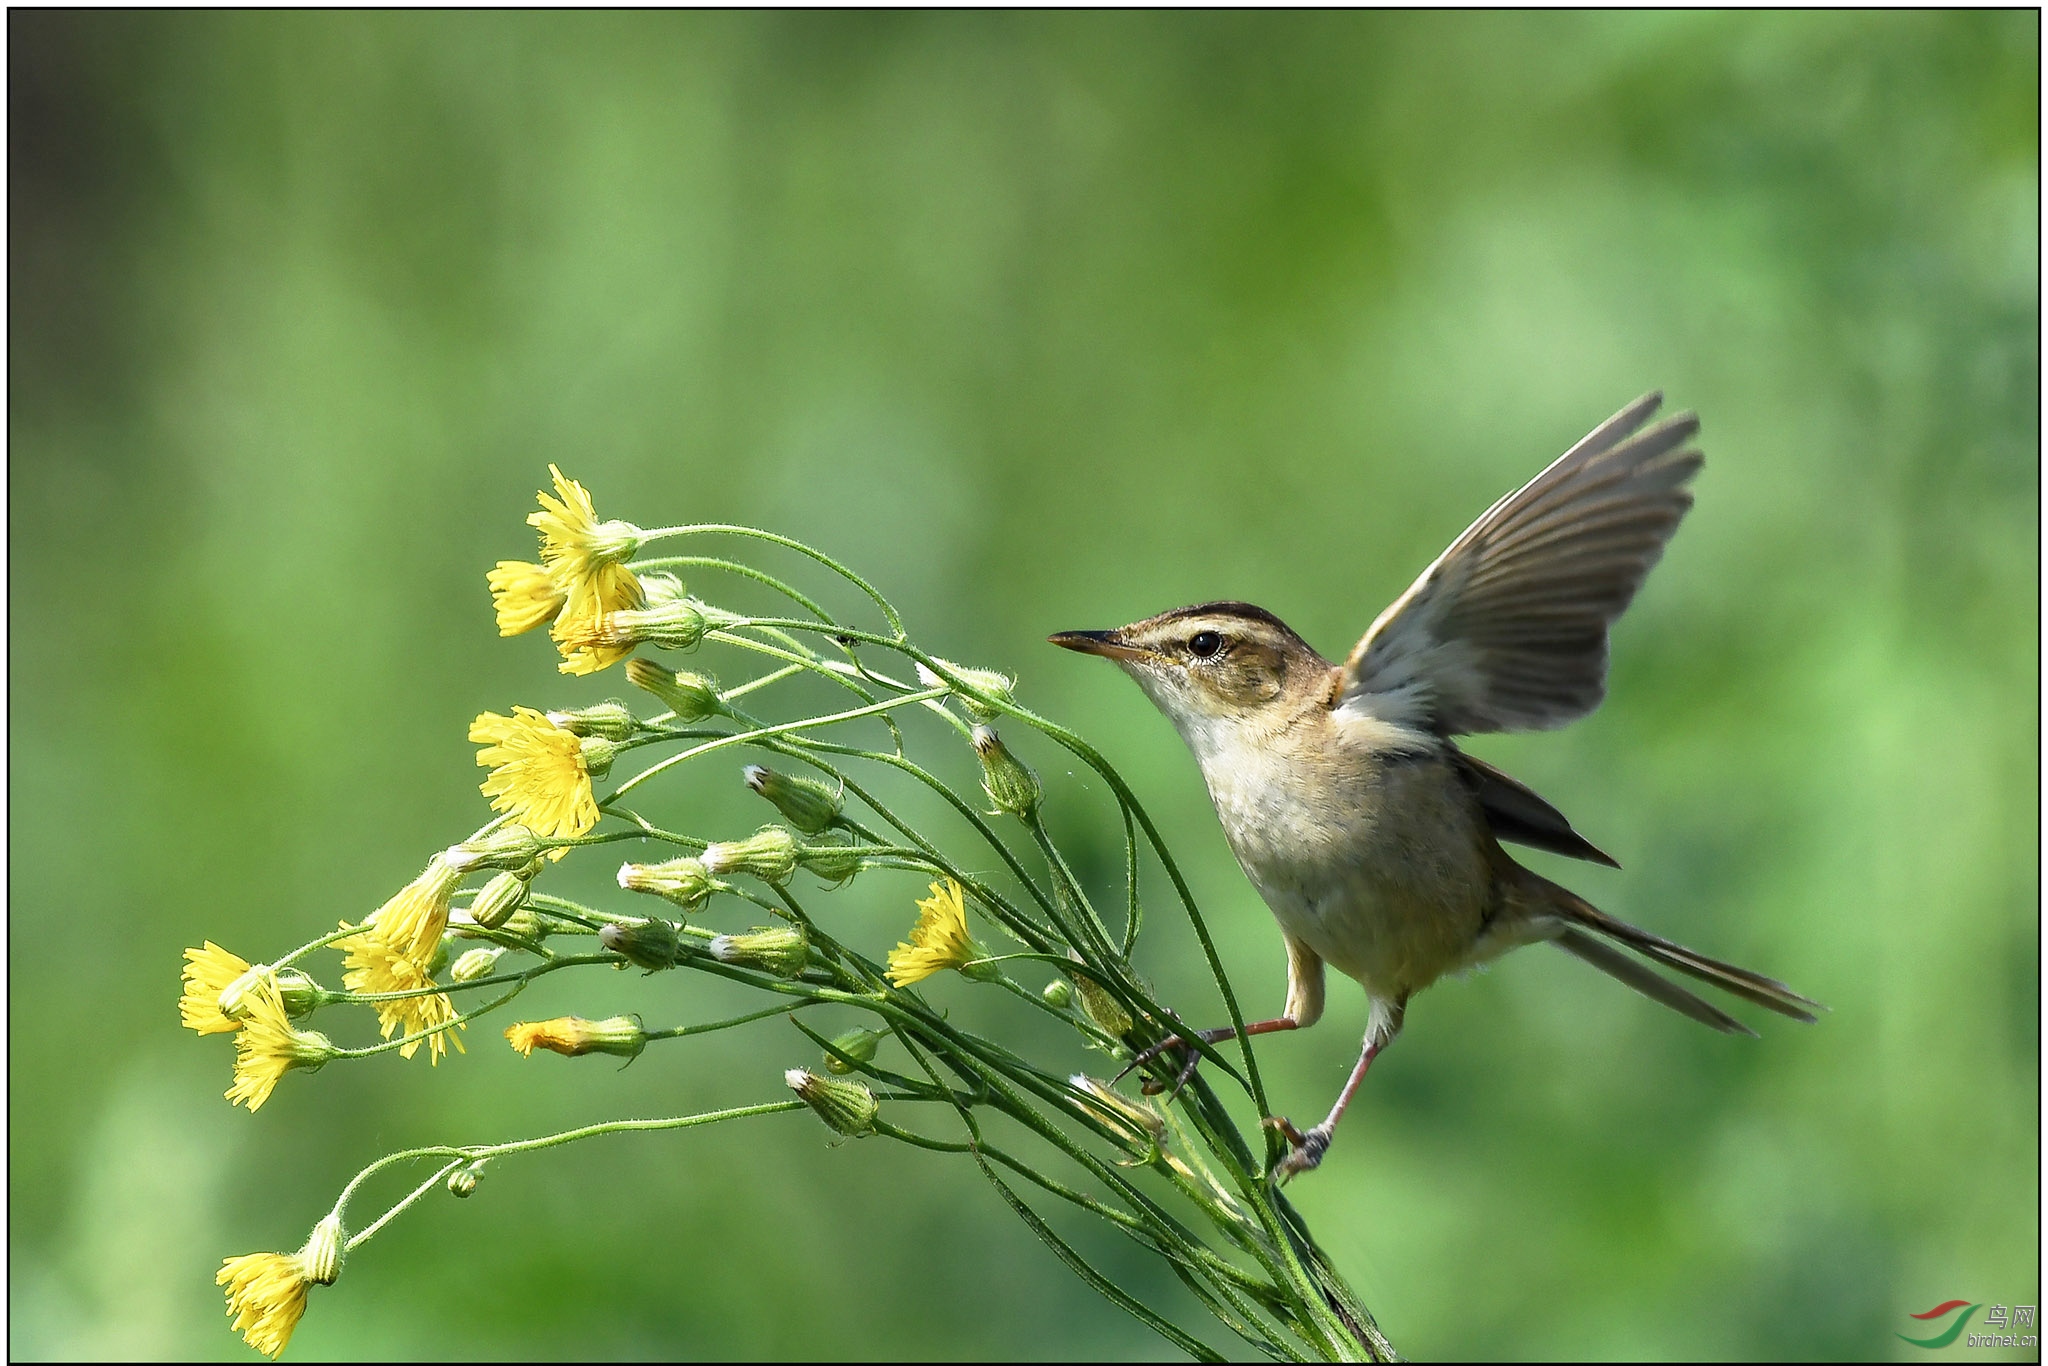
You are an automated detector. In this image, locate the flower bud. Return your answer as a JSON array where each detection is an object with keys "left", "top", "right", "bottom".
[
  {"left": 578, "top": 735, "right": 619, "bottom": 780},
  {"left": 700, "top": 826, "right": 798, "bottom": 885},
  {"left": 599, "top": 917, "right": 683, "bottom": 972},
  {"left": 1042, "top": 979, "right": 1074, "bottom": 1010},
  {"left": 485, "top": 907, "right": 550, "bottom": 945},
  {"left": 1067, "top": 955, "right": 1133, "bottom": 1038},
  {"left": 625, "top": 660, "right": 724, "bottom": 721},
  {"left": 823, "top": 1027, "right": 883, "bottom": 1075},
  {"left": 917, "top": 659, "right": 1016, "bottom": 721},
  {"left": 587, "top": 518, "right": 644, "bottom": 565},
  {"left": 220, "top": 966, "right": 324, "bottom": 1021},
  {"left": 447, "top": 1164, "right": 484, "bottom": 1198},
  {"left": 786, "top": 1068, "right": 878, "bottom": 1137},
  {"left": 617, "top": 856, "right": 716, "bottom": 911},
  {"left": 447, "top": 826, "right": 547, "bottom": 873},
  {"left": 743, "top": 765, "right": 843, "bottom": 835},
  {"left": 504, "top": 1014, "right": 647, "bottom": 1060},
  {"left": 544, "top": 700, "right": 637, "bottom": 741},
  {"left": 796, "top": 835, "right": 870, "bottom": 885},
  {"left": 971, "top": 725, "right": 1041, "bottom": 819},
  {"left": 709, "top": 925, "right": 811, "bottom": 978},
  {"left": 299, "top": 1214, "right": 345, "bottom": 1287},
  {"left": 465, "top": 869, "right": 530, "bottom": 930},
  {"left": 1069, "top": 1074, "right": 1167, "bottom": 1151},
  {"left": 637, "top": 572, "right": 690, "bottom": 606},
  {"left": 451, "top": 946, "right": 506, "bottom": 983}
]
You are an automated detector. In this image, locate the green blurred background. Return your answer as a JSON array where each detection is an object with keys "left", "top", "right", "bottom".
[{"left": 10, "top": 11, "right": 2038, "bottom": 1361}]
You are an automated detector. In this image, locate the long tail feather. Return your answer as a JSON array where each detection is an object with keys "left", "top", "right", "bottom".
[
  {"left": 1560, "top": 894, "right": 1822, "bottom": 1022},
  {"left": 1552, "top": 928, "right": 1754, "bottom": 1035},
  {"left": 1525, "top": 874, "right": 1823, "bottom": 1028}
]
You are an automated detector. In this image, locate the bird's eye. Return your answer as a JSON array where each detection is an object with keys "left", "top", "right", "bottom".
[{"left": 1188, "top": 631, "right": 1222, "bottom": 659}]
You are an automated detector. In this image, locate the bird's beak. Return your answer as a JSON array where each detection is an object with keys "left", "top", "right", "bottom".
[{"left": 1048, "top": 629, "right": 1151, "bottom": 663}]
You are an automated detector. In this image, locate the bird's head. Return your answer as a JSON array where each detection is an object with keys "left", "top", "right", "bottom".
[{"left": 1050, "top": 602, "right": 1332, "bottom": 748}]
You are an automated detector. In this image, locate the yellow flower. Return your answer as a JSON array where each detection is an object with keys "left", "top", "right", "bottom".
[
  {"left": 504, "top": 1015, "right": 646, "bottom": 1059},
  {"left": 487, "top": 559, "right": 566, "bottom": 636},
  {"left": 181, "top": 942, "right": 252, "bottom": 1035},
  {"left": 227, "top": 976, "right": 337, "bottom": 1112},
  {"left": 364, "top": 856, "right": 462, "bottom": 965},
  {"left": 551, "top": 561, "right": 645, "bottom": 675},
  {"left": 217, "top": 1216, "right": 342, "bottom": 1359},
  {"left": 339, "top": 931, "right": 465, "bottom": 1063},
  {"left": 217, "top": 1253, "right": 309, "bottom": 1358},
  {"left": 529, "top": 465, "right": 645, "bottom": 675},
  {"left": 886, "top": 879, "right": 989, "bottom": 987},
  {"left": 470, "top": 707, "right": 599, "bottom": 842}
]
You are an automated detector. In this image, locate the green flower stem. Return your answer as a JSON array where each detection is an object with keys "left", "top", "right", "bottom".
[
  {"left": 643, "top": 1000, "right": 813, "bottom": 1042},
  {"left": 628, "top": 553, "right": 836, "bottom": 624},
  {"left": 717, "top": 662, "right": 806, "bottom": 704},
  {"left": 270, "top": 923, "right": 379, "bottom": 972},
  {"left": 703, "top": 618, "right": 1210, "bottom": 1051},
  {"left": 607, "top": 687, "right": 952, "bottom": 801},
  {"left": 871, "top": 1116, "right": 1287, "bottom": 1341},
  {"left": 989, "top": 973, "right": 1124, "bottom": 1054},
  {"left": 340, "top": 953, "right": 616, "bottom": 1006},
  {"left": 881, "top": 1023, "right": 1297, "bottom": 1355},
  {"left": 633, "top": 524, "right": 906, "bottom": 638},
  {"left": 342, "top": 1161, "right": 462, "bottom": 1250},
  {"left": 334, "top": 1101, "right": 809, "bottom": 1252}
]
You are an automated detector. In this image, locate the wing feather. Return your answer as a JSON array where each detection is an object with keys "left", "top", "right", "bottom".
[{"left": 1341, "top": 393, "right": 1702, "bottom": 735}]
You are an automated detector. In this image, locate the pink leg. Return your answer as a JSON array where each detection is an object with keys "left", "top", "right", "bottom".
[
  {"left": 1121, "top": 1016, "right": 1301, "bottom": 1097},
  {"left": 1268, "top": 999, "right": 1406, "bottom": 1182}
]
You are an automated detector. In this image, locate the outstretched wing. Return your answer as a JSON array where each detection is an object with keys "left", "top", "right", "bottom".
[{"left": 1340, "top": 393, "right": 1702, "bottom": 735}]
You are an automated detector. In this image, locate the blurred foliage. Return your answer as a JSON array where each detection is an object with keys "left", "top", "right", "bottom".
[{"left": 8, "top": 10, "right": 2037, "bottom": 1361}]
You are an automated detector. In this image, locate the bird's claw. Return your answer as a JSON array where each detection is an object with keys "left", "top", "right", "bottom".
[
  {"left": 1262, "top": 1116, "right": 1330, "bottom": 1183},
  {"left": 1116, "top": 1017, "right": 1205, "bottom": 1102}
]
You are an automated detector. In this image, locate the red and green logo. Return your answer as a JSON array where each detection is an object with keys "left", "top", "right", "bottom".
[{"left": 1899, "top": 1301, "right": 1980, "bottom": 1349}]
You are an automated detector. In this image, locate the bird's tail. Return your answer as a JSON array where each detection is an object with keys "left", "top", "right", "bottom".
[{"left": 1522, "top": 874, "right": 1822, "bottom": 1035}]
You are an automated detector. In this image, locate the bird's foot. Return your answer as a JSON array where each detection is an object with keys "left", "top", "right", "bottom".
[
  {"left": 1115, "top": 1017, "right": 1209, "bottom": 1102},
  {"left": 1263, "top": 1116, "right": 1332, "bottom": 1184}
]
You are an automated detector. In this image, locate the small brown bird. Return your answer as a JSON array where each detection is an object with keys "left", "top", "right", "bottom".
[{"left": 1051, "top": 393, "right": 1819, "bottom": 1181}]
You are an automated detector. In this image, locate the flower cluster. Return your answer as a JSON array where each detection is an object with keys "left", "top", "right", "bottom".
[
  {"left": 491, "top": 465, "right": 646, "bottom": 674},
  {"left": 177, "top": 465, "right": 1379, "bottom": 1364}
]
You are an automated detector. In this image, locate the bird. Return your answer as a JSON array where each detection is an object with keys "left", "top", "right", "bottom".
[{"left": 1049, "top": 392, "right": 1820, "bottom": 1182}]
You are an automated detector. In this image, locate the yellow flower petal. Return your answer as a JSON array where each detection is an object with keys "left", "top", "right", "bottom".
[
  {"left": 181, "top": 941, "right": 251, "bottom": 1035},
  {"left": 470, "top": 707, "right": 599, "bottom": 841},
  {"left": 886, "top": 879, "right": 983, "bottom": 988},
  {"left": 227, "top": 976, "right": 334, "bottom": 1112},
  {"left": 364, "top": 857, "right": 461, "bottom": 965},
  {"left": 524, "top": 467, "right": 645, "bottom": 674},
  {"left": 551, "top": 560, "right": 645, "bottom": 675},
  {"left": 504, "top": 1015, "right": 645, "bottom": 1058},
  {"left": 217, "top": 1252, "right": 310, "bottom": 1359},
  {"left": 339, "top": 930, "right": 464, "bottom": 1064},
  {"left": 487, "top": 559, "right": 566, "bottom": 636}
]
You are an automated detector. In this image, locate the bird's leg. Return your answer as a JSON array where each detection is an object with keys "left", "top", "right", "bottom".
[
  {"left": 1119, "top": 1016, "right": 1300, "bottom": 1100},
  {"left": 1121, "top": 936, "right": 1326, "bottom": 1100},
  {"left": 1267, "top": 998, "right": 1406, "bottom": 1183}
]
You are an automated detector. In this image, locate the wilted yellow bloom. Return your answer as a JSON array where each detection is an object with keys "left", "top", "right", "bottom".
[
  {"left": 227, "top": 976, "right": 337, "bottom": 1112},
  {"left": 530, "top": 465, "right": 645, "bottom": 675},
  {"left": 216, "top": 1215, "right": 342, "bottom": 1359},
  {"left": 217, "top": 1253, "right": 309, "bottom": 1358},
  {"left": 470, "top": 707, "right": 599, "bottom": 843},
  {"left": 886, "top": 879, "right": 988, "bottom": 987},
  {"left": 487, "top": 559, "right": 566, "bottom": 636},
  {"left": 181, "top": 941, "right": 252, "bottom": 1035},
  {"left": 551, "top": 563, "right": 645, "bottom": 676},
  {"left": 339, "top": 932, "right": 465, "bottom": 1063},
  {"left": 361, "top": 855, "right": 462, "bottom": 965},
  {"left": 504, "top": 1014, "right": 646, "bottom": 1059}
]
